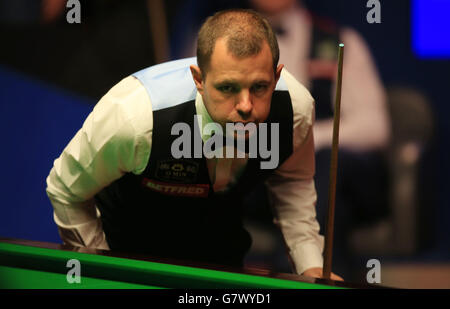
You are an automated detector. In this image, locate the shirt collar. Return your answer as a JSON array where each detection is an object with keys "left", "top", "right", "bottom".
[{"left": 195, "top": 92, "right": 221, "bottom": 143}]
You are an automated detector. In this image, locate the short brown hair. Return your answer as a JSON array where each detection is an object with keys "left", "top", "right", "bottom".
[{"left": 196, "top": 9, "right": 279, "bottom": 76}]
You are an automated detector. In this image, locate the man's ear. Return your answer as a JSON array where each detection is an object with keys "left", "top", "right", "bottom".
[
  {"left": 190, "top": 65, "right": 204, "bottom": 94},
  {"left": 275, "top": 64, "right": 284, "bottom": 84}
]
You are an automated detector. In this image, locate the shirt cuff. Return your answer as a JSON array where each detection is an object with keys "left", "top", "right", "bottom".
[
  {"left": 290, "top": 241, "right": 324, "bottom": 275},
  {"left": 54, "top": 212, "right": 110, "bottom": 250}
]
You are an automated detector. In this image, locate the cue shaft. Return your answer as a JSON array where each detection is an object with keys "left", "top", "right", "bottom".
[{"left": 323, "top": 43, "right": 344, "bottom": 279}]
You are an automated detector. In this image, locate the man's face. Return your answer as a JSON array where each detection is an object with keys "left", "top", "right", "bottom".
[{"left": 191, "top": 38, "right": 283, "bottom": 138}]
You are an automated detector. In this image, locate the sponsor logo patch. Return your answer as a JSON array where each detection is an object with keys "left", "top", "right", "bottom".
[
  {"left": 155, "top": 159, "right": 199, "bottom": 183},
  {"left": 142, "top": 178, "right": 209, "bottom": 198}
]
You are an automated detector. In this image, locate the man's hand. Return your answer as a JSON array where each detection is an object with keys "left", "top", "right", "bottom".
[{"left": 302, "top": 267, "right": 344, "bottom": 281}]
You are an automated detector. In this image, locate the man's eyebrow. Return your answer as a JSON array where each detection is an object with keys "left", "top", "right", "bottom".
[
  {"left": 214, "top": 79, "right": 271, "bottom": 86},
  {"left": 213, "top": 79, "right": 239, "bottom": 86},
  {"left": 252, "top": 79, "right": 271, "bottom": 84}
]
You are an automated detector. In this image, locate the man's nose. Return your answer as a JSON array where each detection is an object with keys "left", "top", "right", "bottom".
[{"left": 236, "top": 90, "right": 252, "bottom": 117}]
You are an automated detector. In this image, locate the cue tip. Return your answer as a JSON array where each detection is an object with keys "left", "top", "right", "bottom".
[{"left": 339, "top": 43, "right": 344, "bottom": 47}]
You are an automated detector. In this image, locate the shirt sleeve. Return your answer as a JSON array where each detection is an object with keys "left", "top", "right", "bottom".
[
  {"left": 265, "top": 69, "right": 324, "bottom": 275},
  {"left": 313, "top": 27, "right": 390, "bottom": 152},
  {"left": 46, "top": 76, "right": 153, "bottom": 249}
]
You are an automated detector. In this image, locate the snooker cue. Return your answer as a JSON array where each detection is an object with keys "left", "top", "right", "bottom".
[{"left": 323, "top": 43, "right": 345, "bottom": 280}]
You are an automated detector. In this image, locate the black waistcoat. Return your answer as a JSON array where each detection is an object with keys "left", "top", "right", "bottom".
[{"left": 94, "top": 90, "right": 294, "bottom": 267}]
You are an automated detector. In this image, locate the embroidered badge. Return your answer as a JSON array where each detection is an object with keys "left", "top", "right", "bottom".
[
  {"left": 142, "top": 178, "right": 209, "bottom": 198},
  {"left": 155, "top": 159, "right": 199, "bottom": 183}
]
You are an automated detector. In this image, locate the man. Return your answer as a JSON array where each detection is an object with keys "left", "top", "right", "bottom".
[
  {"left": 248, "top": 0, "right": 390, "bottom": 279},
  {"left": 46, "top": 9, "right": 341, "bottom": 280}
]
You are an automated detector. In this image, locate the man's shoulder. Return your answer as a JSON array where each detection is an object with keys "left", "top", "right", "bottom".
[
  {"left": 103, "top": 75, "right": 147, "bottom": 103},
  {"left": 280, "top": 69, "right": 314, "bottom": 127},
  {"left": 133, "top": 57, "right": 197, "bottom": 80},
  {"left": 132, "top": 58, "right": 198, "bottom": 111},
  {"left": 93, "top": 75, "right": 153, "bottom": 135}
]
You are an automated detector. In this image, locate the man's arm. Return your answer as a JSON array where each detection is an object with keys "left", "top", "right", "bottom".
[
  {"left": 263, "top": 69, "right": 321, "bottom": 275},
  {"left": 46, "top": 76, "right": 153, "bottom": 249},
  {"left": 265, "top": 126, "right": 323, "bottom": 275},
  {"left": 266, "top": 69, "right": 342, "bottom": 279},
  {"left": 266, "top": 114, "right": 343, "bottom": 280}
]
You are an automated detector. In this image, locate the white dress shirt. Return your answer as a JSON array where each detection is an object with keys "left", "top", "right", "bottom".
[{"left": 46, "top": 68, "right": 324, "bottom": 275}]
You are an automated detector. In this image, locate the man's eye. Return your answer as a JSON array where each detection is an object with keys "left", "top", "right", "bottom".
[
  {"left": 251, "top": 84, "right": 268, "bottom": 93},
  {"left": 218, "top": 85, "right": 236, "bottom": 93}
]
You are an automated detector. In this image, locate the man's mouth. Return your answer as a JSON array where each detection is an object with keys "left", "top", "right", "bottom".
[
  {"left": 231, "top": 120, "right": 257, "bottom": 125},
  {"left": 225, "top": 121, "right": 258, "bottom": 138}
]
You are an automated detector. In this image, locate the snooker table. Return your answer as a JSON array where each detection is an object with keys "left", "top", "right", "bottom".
[{"left": 0, "top": 238, "right": 372, "bottom": 289}]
